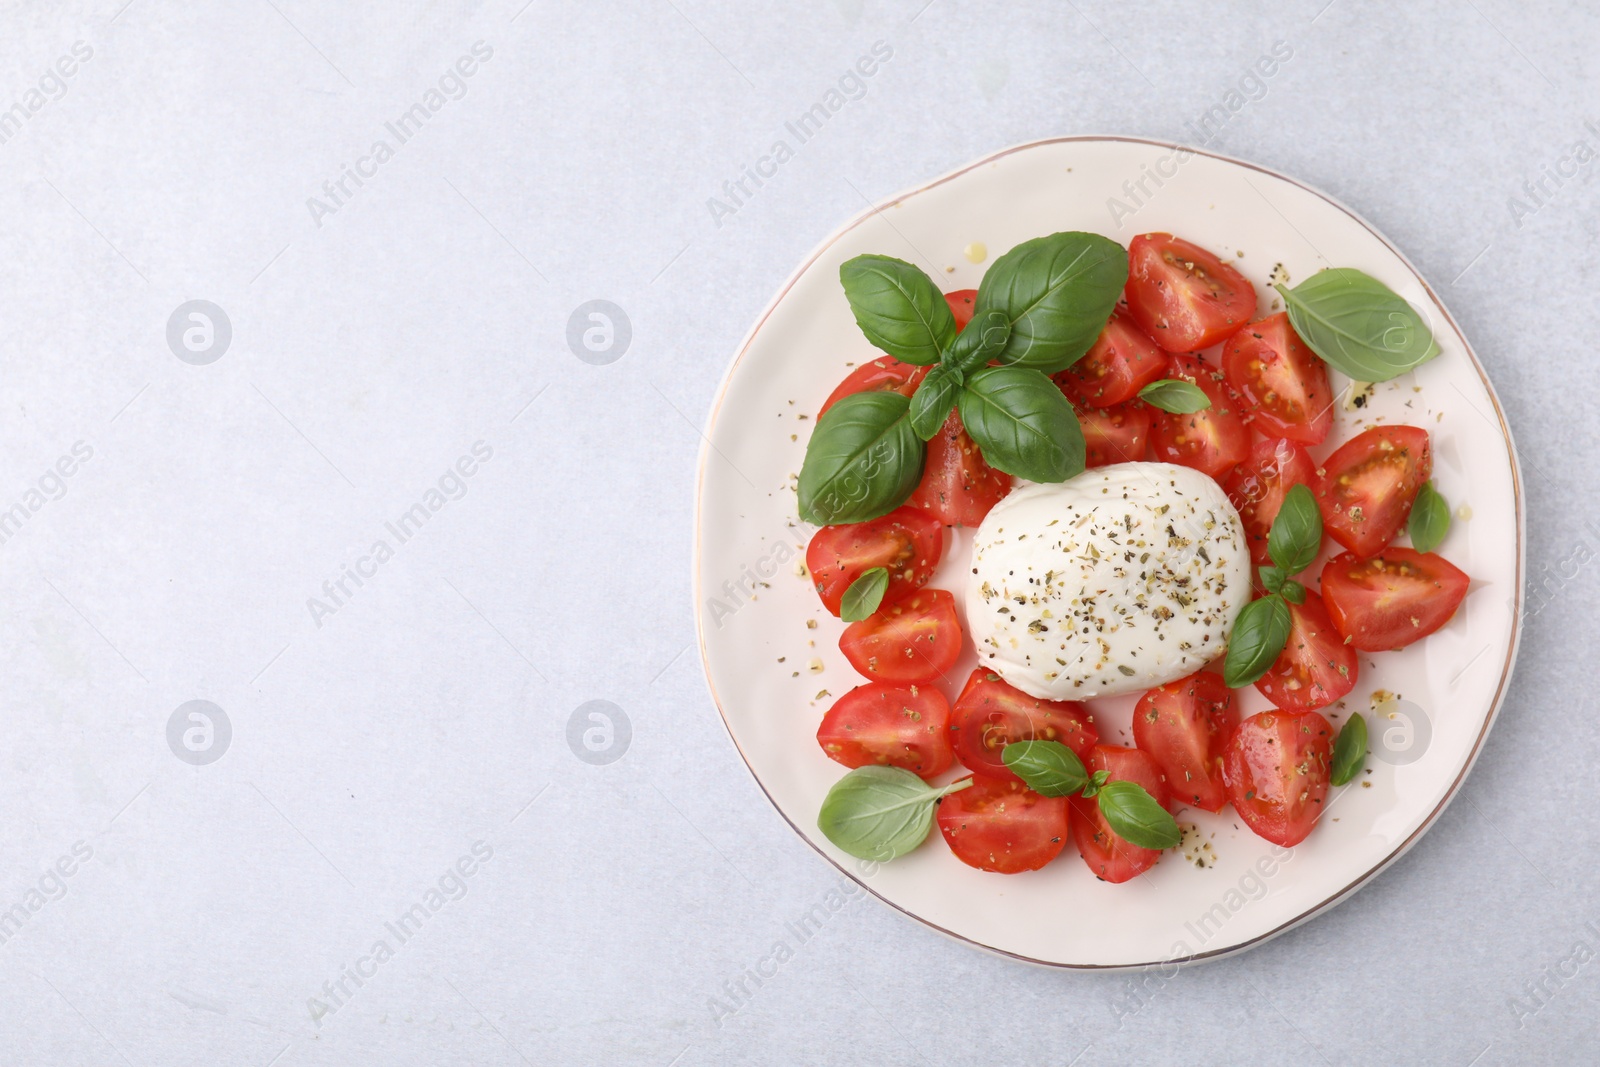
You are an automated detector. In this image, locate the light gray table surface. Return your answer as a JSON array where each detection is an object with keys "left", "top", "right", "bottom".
[{"left": 1, "top": 1, "right": 1595, "bottom": 1064}]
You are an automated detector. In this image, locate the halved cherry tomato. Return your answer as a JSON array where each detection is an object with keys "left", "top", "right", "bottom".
[
  {"left": 1070, "top": 746, "right": 1171, "bottom": 883},
  {"left": 1316, "top": 425, "right": 1432, "bottom": 558},
  {"left": 806, "top": 506, "right": 943, "bottom": 617},
  {"left": 839, "top": 588, "right": 963, "bottom": 684},
  {"left": 1074, "top": 398, "right": 1154, "bottom": 468},
  {"left": 1224, "top": 438, "right": 1317, "bottom": 566},
  {"left": 1149, "top": 354, "right": 1251, "bottom": 480},
  {"left": 1124, "top": 233, "right": 1258, "bottom": 352},
  {"left": 1223, "top": 710, "right": 1333, "bottom": 847},
  {"left": 1320, "top": 548, "right": 1470, "bottom": 651},
  {"left": 945, "top": 289, "right": 977, "bottom": 331},
  {"left": 1058, "top": 308, "right": 1168, "bottom": 407},
  {"left": 1255, "top": 591, "right": 1359, "bottom": 712},
  {"left": 1222, "top": 313, "right": 1333, "bottom": 446},
  {"left": 1131, "top": 671, "right": 1238, "bottom": 813},
  {"left": 818, "top": 357, "right": 929, "bottom": 418},
  {"left": 816, "top": 683, "right": 953, "bottom": 778},
  {"left": 906, "top": 411, "right": 1012, "bottom": 527},
  {"left": 937, "top": 774, "right": 1069, "bottom": 873},
  {"left": 950, "top": 669, "right": 1097, "bottom": 780}
]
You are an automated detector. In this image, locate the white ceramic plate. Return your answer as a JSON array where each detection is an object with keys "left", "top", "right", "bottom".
[{"left": 693, "top": 137, "right": 1523, "bottom": 969}]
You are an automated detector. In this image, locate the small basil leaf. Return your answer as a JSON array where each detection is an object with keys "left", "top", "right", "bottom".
[
  {"left": 815, "top": 766, "right": 972, "bottom": 862},
  {"left": 1330, "top": 713, "right": 1368, "bottom": 786},
  {"left": 1276, "top": 268, "right": 1439, "bottom": 382},
  {"left": 1001, "top": 740, "right": 1088, "bottom": 797},
  {"left": 1267, "top": 483, "right": 1323, "bottom": 576},
  {"left": 908, "top": 365, "right": 962, "bottom": 441},
  {"left": 1096, "top": 780, "right": 1181, "bottom": 851},
  {"left": 1280, "top": 578, "right": 1306, "bottom": 605},
  {"left": 1258, "top": 565, "right": 1288, "bottom": 595},
  {"left": 1409, "top": 481, "right": 1450, "bottom": 554},
  {"left": 974, "top": 232, "right": 1129, "bottom": 373},
  {"left": 1223, "top": 593, "right": 1293, "bottom": 688},
  {"left": 839, "top": 567, "right": 889, "bottom": 623},
  {"left": 945, "top": 309, "right": 1011, "bottom": 375},
  {"left": 1138, "top": 378, "right": 1212, "bottom": 414},
  {"left": 958, "top": 366, "right": 1085, "bottom": 482},
  {"left": 797, "top": 392, "right": 924, "bottom": 526},
  {"left": 839, "top": 255, "right": 956, "bottom": 366}
]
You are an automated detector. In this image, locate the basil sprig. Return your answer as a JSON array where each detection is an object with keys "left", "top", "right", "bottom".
[
  {"left": 1330, "top": 713, "right": 1368, "bottom": 786},
  {"left": 839, "top": 567, "right": 889, "bottom": 622},
  {"left": 799, "top": 233, "right": 1129, "bottom": 525},
  {"left": 816, "top": 766, "right": 971, "bottom": 861},
  {"left": 1138, "top": 378, "right": 1211, "bottom": 414},
  {"left": 1003, "top": 740, "right": 1178, "bottom": 851},
  {"left": 1224, "top": 484, "right": 1324, "bottom": 688},
  {"left": 1409, "top": 482, "right": 1450, "bottom": 553},
  {"left": 1276, "top": 268, "right": 1439, "bottom": 382}
]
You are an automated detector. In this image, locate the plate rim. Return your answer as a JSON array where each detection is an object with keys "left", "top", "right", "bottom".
[{"left": 691, "top": 134, "right": 1526, "bottom": 971}]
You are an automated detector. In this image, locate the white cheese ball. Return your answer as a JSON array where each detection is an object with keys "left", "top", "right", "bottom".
[{"left": 966, "top": 462, "right": 1250, "bottom": 699}]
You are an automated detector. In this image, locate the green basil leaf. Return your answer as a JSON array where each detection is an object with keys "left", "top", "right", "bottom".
[
  {"left": 1276, "top": 268, "right": 1439, "bottom": 382},
  {"left": 839, "top": 567, "right": 889, "bottom": 622},
  {"left": 1138, "top": 378, "right": 1212, "bottom": 414},
  {"left": 1080, "top": 768, "right": 1111, "bottom": 799},
  {"left": 1280, "top": 578, "right": 1306, "bottom": 605},
  {"left": 1096, "top": 780, "right": 1181, "bottom": 851},
  {"left": 1223, "top": 593, "right": 1293, "bottom": 688},
  {"left": 1409, "top": 481, "right": 1450, "bottom": 554},
  {"left": 839, "top": 254, "right": 956, "bottom": 366},
  {"left": 1258, "top": 565, "right": 1288, "bottom": 595},
  {"left": 815, "top": 766, "right": 971, "bottom": 862},
  {"left": 1001, "top": 740, "right": 1088, "bottom": 797},
  {"left": 1330, "top": 713, "right": 1368, "bottom": 786},
  {"left": 1267, "top": 483, "right": 1323, "bottom": 576},
  {"left": 797, "top": 392, "right": 924, "bottom": 526},
  {"left": 945, "top": 309, "right": 1011, "bottom": 375},
  {"left": 974, "top": 232, "right": 1128, "bottom": 373},
  {"left": 908, "top": 365, "right": 962, "bottom": 441},
  {"left": 957, "top": 366, "right": 1085, "bottom": 483}
]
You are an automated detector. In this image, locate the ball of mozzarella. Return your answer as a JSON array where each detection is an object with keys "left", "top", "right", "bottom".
[{"left": 966, "top": 463, "right": 1250, "bottom": 700}]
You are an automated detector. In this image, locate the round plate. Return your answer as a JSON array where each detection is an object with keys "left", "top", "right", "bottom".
[{"left": 693, "top": 136, "right": 1523, "bottom": 969}]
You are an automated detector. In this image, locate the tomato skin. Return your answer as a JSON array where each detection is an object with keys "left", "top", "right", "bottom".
[
  {"left": 1058, "top": 308, "right": 1168, "bottom": 408},
  {"left": 945, "top": 289, "right": 977, "bottom": 331},
  {"left": 1255, "top": 591, "right": 1359, "bottom": 712},
  {"left": 1131, "top": 671, "right": 1238, "bottom": 813},
  {"left": 1070, "top": 746, "right": 1172, "bottom": 883},
  {"left": 1223, "top": 710, "right": 1333, "bottom": 847},
  {"left": 937, "top": 774, "right": 1070, "bottom": 874},
  {"left": 950, "top": 669, "right": 1097, "bottom": 781},
  {"left": 1316, "top": 425, "right": 1432, "bottom": 558},
  {"left": 1222, "top": 313, "right": 1333, "bottom": 446},
  {"left": 1320, "top": 548, "right": 1470, "bottom": 651},
  {"left": 1124, "top": 233, "right": 1258, "bottom": 352},
  {"left": 906, "top": 410, "right": 1013, "bottom": 527},
  {"left": 1149, "top": 354, "right": 1252, "bottom": 480},
  {"left": 806, "top": 506, "right": 944, "bottom": 617},
  {"left": 817, "top": 683, "right": 954, "bottom": 779},
  {"left": 1224, "top": 438, "right": 1318, "bottom": 566},
  {"left": 839, "top": 588, "right": 963, "bottom": 684},
  {"left": 819, "top": 358, "right": 929, "bottom": 418},
  {"left": 1079, "top": 399, "right": 1154, "bottom": 468}
]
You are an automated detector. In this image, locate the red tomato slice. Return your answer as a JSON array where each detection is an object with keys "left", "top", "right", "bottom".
[
  {"left": 1149, "top": 354, "right": 1251, "bottom": 480},
  {"left": 1132, "top": 671, "right": 1238, "bottom": 813},
  {"left": 816, "top": 683, "right": 953, "bottom": 779},
  {"left": 937, "top": 773, "right": 1069, "bottom": 874},
  {"left": 1074, "top": 398, "right": 1154, "bottom": 468},
  {"left": 1125, "top": 233, "right": 1258, "bottom": 352},
  {"left": 950, "top": 669, "right": 1097, "bottom": 781},
  {"left": 945, "top": 289, "right": 977, "bottom": 331},
  {"left": 839, "top": 588, "right": 963, "bottom": 684},
  {"left": 1254, "top": 591, "right": 1359, "bottom": 712},
  {"left": 1316, "top": 425, "right": 1432, "bottom": 557},
  {"left": 1223, "top": 710, "right": 1333, "bottom": 847},
  {"left": 1222, "top": 313, "right": 1333, "bottom": 446},
  {"left": 1320, "top": 548, "right": 1470, "bottom": 651},
  {"left": 1058, "top": 308, "right": 1168, "bottom": 407},
  {"left": 806, "top": 506, "right": 943, "bottom": 617},
  {"left": 818, "top": 357, "right": 930, "bottom": 418},
  {"left": 1223, "top": 438, "right": 1317, "bottom": 566},
  {"left": 906, "top": 410, "right": 1013, "bottom": 527},
  {"left": 1070, "top": 746, "right": 1172, "bottom": 883}
]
